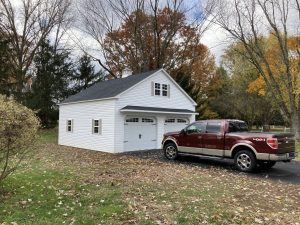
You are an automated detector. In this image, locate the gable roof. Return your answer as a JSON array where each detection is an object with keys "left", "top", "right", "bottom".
[{"left": 61, "top": 70, "right": 159, "bottom": 104}]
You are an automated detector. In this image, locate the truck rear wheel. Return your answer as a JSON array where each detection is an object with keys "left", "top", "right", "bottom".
[{"left": 234, "top": 150, "right": 257, "bottom": 172}]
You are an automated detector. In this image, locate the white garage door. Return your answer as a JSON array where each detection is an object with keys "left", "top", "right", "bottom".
[
  {"left": 124, "top": 116, "right": 157, "bottom": 151},
  {"left": 164, "top": 118, "right": 189, "bottom": 133}
]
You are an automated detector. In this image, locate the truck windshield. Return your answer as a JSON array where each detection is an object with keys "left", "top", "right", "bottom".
[{"left": 229, "top": 121, "right": 248, "bottom": 132}]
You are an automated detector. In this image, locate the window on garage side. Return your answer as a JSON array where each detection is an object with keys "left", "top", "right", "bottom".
[
  {"left": 92, "top": 119, "right": 102, "bottom": 134},
  {"left": 66, "top": 119, "right": 73, "bottom": 132}
]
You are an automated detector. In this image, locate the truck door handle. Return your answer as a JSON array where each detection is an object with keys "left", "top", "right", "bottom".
[
  {"left": 139, "top": 134, "right": 142, "bottom": 139},
  {"left": 198, "top": 136, "right": 202, "bottom": 139},
  {"left": 216, "top": 135, "right": 222, "bottom": 139}
]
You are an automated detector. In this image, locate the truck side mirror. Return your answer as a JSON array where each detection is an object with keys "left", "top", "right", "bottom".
[{"left": 180, "top": 129, "right": 186, "bottom": 135}]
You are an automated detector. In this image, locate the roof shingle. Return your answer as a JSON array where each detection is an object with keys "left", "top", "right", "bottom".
[{"left": 61, "top": 70, "right": 159, "bottom": 104}]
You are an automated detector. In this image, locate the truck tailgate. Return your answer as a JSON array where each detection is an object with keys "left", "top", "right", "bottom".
[{"left": 273, "top": 133, "right": 295, "bottom": 153}]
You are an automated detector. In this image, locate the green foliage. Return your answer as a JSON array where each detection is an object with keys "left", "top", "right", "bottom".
[
  {"left": 72, "top": 54, "right": 104, "bottom": 93},
  {"left": 175, "top": 72, "right": 200, "bottom": 103},
  {"left": 0, "top": 37, "right": 12, "bottom": 96},
  {"left": 0, "top": 95, "right": 40, "bottom": 185},
  {"left": 38, "top": 128, "right": 58, "bottom": 144},
  {"left": 26, "top": 40, "right": 75, "bottom": 128}
]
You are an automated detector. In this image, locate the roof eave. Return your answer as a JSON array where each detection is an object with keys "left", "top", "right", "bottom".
[
  {"left": 120, "top": 109, "right": 199, "bottom": 115},
  {"left": 58, "top": 97, "right": 119, "bottom": 106}
]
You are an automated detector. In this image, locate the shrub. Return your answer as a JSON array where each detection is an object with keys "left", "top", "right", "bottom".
[{"left": 0, "top": 95, "right": 40, "bottom": 185}]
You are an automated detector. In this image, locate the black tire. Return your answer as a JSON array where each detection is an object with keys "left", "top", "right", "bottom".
[
  {"left": 234, "top": 150, "right": 257, "bottom": 172},
  {"left": 163, "top": 142, "right": 178, "bottom": 160},
  {"left": 258, "top": 161, "right": 276, "bottom": 170}
]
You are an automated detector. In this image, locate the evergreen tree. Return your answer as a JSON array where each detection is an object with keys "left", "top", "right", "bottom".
[
  {"left": 0, "top": 37, "right": 12, "bottom": 96},
  {"left": 73, "top": 54, "right": 104, "bottom": 93},
  {"left": 27, "top": 40, "right": 74, "bottom": 127}
]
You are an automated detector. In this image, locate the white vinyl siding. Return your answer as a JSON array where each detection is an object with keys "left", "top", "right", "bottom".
[
  {"left": 59, "top": 99, "right": 116, "bottom": 153},
  {"left": 114, "top": 70, "right": 196, "bottom": 151}
]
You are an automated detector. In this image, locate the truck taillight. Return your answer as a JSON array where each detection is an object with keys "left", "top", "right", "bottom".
[{"left": 267, "top": 138, "right": 278, "bottom": 149}]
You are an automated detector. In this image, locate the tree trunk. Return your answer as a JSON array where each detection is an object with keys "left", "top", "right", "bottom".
[{"left": 291, "top": 112, "right": 300, "bottom": 141}]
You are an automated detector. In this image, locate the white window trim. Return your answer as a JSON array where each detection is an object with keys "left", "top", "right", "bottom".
[
  {"left": 152, "top": 82, "right": 170, "bottom": 97},
  {"left": 66, "top": 119, "right": 73, "bottom": 133},
  {"left": 92, "top": 119, "right": 102, "bottom": 135}
]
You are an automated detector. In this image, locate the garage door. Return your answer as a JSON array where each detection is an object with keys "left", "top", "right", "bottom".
[
  {"left": 164, "top": 118, "right": 189, "bottom": 133},
  {"left": 124, "top": 116, "right": 157, "bottom": 151}
]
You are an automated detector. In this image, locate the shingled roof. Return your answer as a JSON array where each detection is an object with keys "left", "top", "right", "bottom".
[{"left": 61, "top": 70, "right": 159, "bottom": 104}]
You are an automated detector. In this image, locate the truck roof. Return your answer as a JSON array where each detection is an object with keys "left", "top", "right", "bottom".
[{"left": 195, "top": 119, "right": 245, "bottom": 123}]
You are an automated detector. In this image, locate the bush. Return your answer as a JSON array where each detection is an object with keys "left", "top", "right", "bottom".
[{"left": 0, "top": 95, "right": 40, "bottom": 185}]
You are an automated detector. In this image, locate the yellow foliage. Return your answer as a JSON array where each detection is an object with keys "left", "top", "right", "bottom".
[{"left": 248, "top": 75, "right": 266, "bottom": 96}]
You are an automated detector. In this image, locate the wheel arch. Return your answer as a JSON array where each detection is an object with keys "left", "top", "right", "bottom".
[
  {"left": 162, "top": 137, "right": 178, "bottom": 149},
  {"left": 230, "top": 143, "right": 257, "bottom": 158}
]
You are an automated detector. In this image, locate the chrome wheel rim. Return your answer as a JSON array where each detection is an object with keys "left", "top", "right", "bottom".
[
  {"left": 166, "top": 145, "right": 176, "bottom": 159},
  {"left": 237, "top": 153, "right": 251, "bottom": 169}
]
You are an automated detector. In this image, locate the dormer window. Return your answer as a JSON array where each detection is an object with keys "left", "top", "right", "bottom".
[
  {"left": 152, "top": 82, "right": 170, "bottom": 97},
  {"left": 155, "top": 83, "right": 161, "bottom": 96}
]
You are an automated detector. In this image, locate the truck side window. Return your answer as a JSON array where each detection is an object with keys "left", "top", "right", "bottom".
[
  {"left": 206, "top": 122, "right": 221, "bottom": 133},
  {"left": 186, "top": 123, "right": 206, "bottom": 134}
]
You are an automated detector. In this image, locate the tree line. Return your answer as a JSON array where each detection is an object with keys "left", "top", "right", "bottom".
[{"left": 0, "top": 0, "right": 299, "bottom": 139}]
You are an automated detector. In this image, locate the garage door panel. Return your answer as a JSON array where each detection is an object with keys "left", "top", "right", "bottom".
[
  {"left": 124, "top": 116, "right": 157, "bottom": 151},
  {"left": 164, "top": 118, "right": 189, "bottom": 133}
]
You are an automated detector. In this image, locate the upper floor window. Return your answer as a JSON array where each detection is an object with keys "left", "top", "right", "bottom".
[
  {"left": 155, "top": 83, "right": 161, "bottom": 96},
  {"left": 66, "top": 119, "right": 73, "bottom": 132},
  {"left": 92, "top": 119, "right": 102, "bottom": 134},
  {"left": 152, "top": 82, "right": 169, "bottom": 97}
]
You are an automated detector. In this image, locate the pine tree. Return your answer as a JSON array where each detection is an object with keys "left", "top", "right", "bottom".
[
  {"left": 26, "top": 40, "right": 74, "bottom": 127},
  {"left": 73, "top": 54, "right": 104, "bottom": 93}
]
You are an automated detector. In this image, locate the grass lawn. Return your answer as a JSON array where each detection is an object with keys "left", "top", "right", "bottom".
[{"left": 1, "top": 129, "right": 300, "bottom": 224}]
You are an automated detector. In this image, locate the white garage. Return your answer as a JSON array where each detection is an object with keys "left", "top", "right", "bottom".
[
  {"left": 59, "top": 69, "right": 198, "bottom": 153},
  {"left": 124, "top": 116, "right": 157, "bottom": 151},
  {"left": 164, "top": 118, "right": 189, "bottom": 133}
]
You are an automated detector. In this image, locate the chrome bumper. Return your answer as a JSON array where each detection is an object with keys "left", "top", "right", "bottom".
[{"left": 257, "top": 152, "right": 298, "bottom": 161}]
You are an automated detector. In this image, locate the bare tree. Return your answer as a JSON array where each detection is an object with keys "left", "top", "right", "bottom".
[
  {"left": 76, "top": 0, "right": 215, "bottom": 78},
  {"left": 0, "top": 0, "right": 72, "bottom": 101},
  {"left": 211, "top": 0, "right": 300, "bottom": 139}
]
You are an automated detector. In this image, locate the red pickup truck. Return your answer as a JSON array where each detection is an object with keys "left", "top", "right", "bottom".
[{"left": 162, "top": 119, "right": 297, "bottom": 172}]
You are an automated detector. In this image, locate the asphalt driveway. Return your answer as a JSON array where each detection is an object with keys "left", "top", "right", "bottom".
[{"left": 124, "top": 149, "right": 300, "bottom": 185}]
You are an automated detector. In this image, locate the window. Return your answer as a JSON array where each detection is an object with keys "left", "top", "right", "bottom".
[
  {"left": 66, "top": 119, "right": 73, "bottom": 132},
  {"left": 186, "top": 122, "right": 206, "bottom": 134},
  {"left": 142, "top": 118, "right": 154, "bottom": 123},
  {"left": 206, "top": 122, "right": 221, "bottom": 133},
  {"left": 126, "top": 117, "right": 139, "bottom": 123},
  {"left": 92, "top": 119, "right": 102, "bottom": 134},
  {"left": 177, "top": 119, "right": 188, "bottom": 123},
  {"left": 155, "top": 83, "right": 161, "bottom": 96},
  {"left": 162, "top": 84, "right": 168, "bottom": 96},
  {"left": 165, "top": 118, "right": 175, "bottom": 123},
  {"left": 229, "top": 121, "right": 248, "bottom": 132},
  {"left": 153, "top": 82, "right": 169, "bottom": 97}
]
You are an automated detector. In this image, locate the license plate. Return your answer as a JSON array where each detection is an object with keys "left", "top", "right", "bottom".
[{"left": 289, "top": 152, "right": 296, "bottom": 158}]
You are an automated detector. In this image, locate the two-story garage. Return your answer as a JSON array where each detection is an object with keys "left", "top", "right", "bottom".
[{"left": 58, "top": 68, "right": 198, "bottom": 153}]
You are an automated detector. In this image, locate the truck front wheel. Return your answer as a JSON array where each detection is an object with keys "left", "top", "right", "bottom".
[
  {"left": 164, "top": 142, "right": 178, "bottom": 160},
  {"left": 234, "top": 150, "right": 257, "bottom": 172}
]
